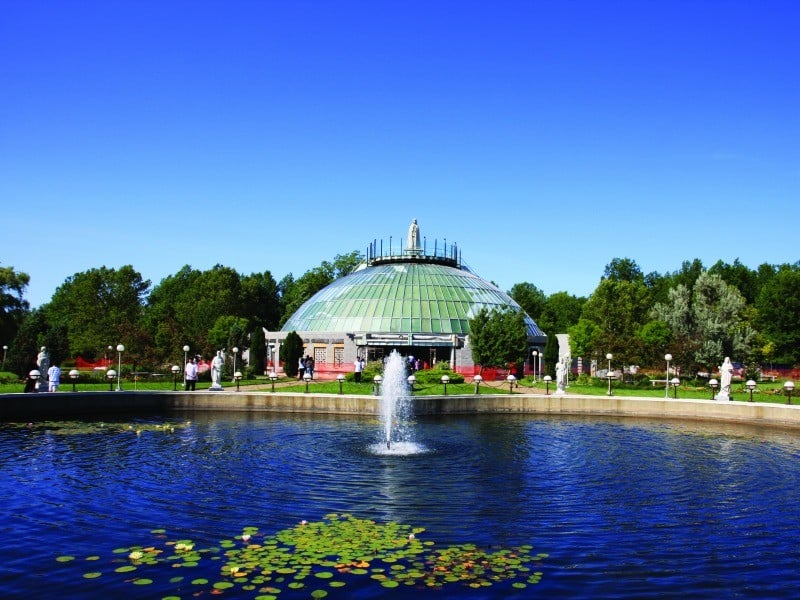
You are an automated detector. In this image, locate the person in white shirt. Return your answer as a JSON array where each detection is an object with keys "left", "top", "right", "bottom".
[{"left": 184, "top": 358, "right": 198, "bottom": 391}]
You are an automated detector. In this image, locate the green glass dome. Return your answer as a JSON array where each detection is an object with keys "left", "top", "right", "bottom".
[{"left": 281, "top": 261, "right": 544, "bottom": 338}]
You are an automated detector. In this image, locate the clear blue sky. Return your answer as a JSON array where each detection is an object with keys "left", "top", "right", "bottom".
[{"left": 2, "top": 1, "right": 798, "bottom": 309}]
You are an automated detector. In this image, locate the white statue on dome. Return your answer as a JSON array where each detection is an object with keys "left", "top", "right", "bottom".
[{"left": 407, "top": 219, "right": 421, "bottom": 253}]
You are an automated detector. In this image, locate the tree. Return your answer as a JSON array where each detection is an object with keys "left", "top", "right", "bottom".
[
  {"left": 603, "top": 258, "right": 644, "bottom": 283},
  {"left": 508, "top": 283, "right": 547, "bottom": 323},
  {"left": 538, "top": 291, "right": 585, "bottom": 335},
  {"left": 709, "top": 259, "right": 759, "bottom": 304},
  {"left": 281, "top": 331, "right": 304, "bottom": 378},
  {"left": 468, "top": 308, "right": 528, "bottom": 373},
  {"left": 0, "top": 264, "right": 30, "bottom": 347},
  {"left": 755, "top": 264, "right": 800, "bottom": 364},
  {"left": 653, "top": 270, "right": 756, "bottom": 375},
  {"left": 579, "top": 278, "right": 652, "bottom": 367},
  {"left": 568, "top": 318, "right": 598, "bottom": 364},
  {"left": 45, "top": 266, "right": 150, "bottom": 359},
  {"left": 5, "top": 308, "right": 47, "bottom": 376},
  {"left": 250, "top": 326, "right": 266, "bottom": 375}
]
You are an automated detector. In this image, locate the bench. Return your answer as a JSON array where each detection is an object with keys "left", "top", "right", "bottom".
[{"left": 651, "top": 379, "right": 668, "bottom": 386}]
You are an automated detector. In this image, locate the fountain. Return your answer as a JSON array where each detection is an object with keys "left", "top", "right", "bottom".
[{"left": 373, "top": 350, "right": 426, "bottom": 455}]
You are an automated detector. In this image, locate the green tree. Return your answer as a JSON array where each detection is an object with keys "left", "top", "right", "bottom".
[
  {"left": 508, "top": 283, "right": 547, "bottom": 323},
  {"left": 281, "top": 331, "right": 304, "bottom": 378},
  {"left": 637, "top": 320, "right": 672, "bottom": 367},
  {"left": 468, "top": 308, "right": 528, "bottom": 373},
  {"left": 580, "top": 278, "right": 652, "bottom": 367},
  {"left": 603, "top": 257, "right": 644, "bottom": 283},
  {"left": 755, "top": 264, "right": 800, "bottom": 364},
  {"left": 709, "top": 258, "right": 759, "bottom": 304},
  {"left": 1, "top": 264, "right": 30, "bottom": 347},
  {"left": 653, "top": 270, "right": 756, "bottom": 375},
  {"left": 567, "top": 318, "right": 598, "bottom": 363},
  {"left": 543, "top": 330, "right": 560, "bottom": 378},
  {"left": 250, "top": 326, "right": 266, "bottom": 375},
  {"left": 538, "top": 291, "right": 585, "bottom": 335},
  {"left": 45, "top": 266, "right": 150, "bottom": 360},
  {"left": 6, "top": 308, "right": 47, "bottom": 376}
]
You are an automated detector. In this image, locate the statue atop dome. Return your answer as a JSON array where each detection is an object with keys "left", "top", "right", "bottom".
[{"left": 407, "top": 219, "right": 421, "bottom": 254}]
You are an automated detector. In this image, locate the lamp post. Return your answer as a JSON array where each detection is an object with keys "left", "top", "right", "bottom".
[
  {"left": 107, "top": 345, "right": 113, "bottom": 368},
  {"left": 784, "top": 380, "right": 795, "bottom": 405},
  {"left": 709, "top": 378, "right": 719, "bottom": 400},
  {"left": 303, "top": 371, "right": 312, "bottom": 393},
  {"left": 664, "top": 353, "right": 672, "bottom": 399},
  {"left": 29, "top": 369, "right": 40, "bottom": 392},
  {"left": 606, "top": 353, "right": 613, "bottom": 396},
  {"left": 373, "top": 374, "right": 383, "bottom": 396},
  {"left": 746, "top": 379, "right": 757, "bottom": 402},
  {"left": 116, "top": 344, "right": 124, "bottom": 391},
  {"left": 182, "top": 345, "right": 190, "bottom": 385},
  {"left": 2, "top": 345, "right": 7, "bottom": 370},
  {"left": 106, "top": 369, "right": 116, "bottom": 391},
  {"left": 338, "top": 373, "right": 346, "bottom": 394},
  {"left": 671, "top": 377, "right": 680, "bottom": 399},
  {"left": 544, "top": 375, "right": 552, "bottom": 395},
  {"left": 269, "top": 371, "right": 278, "bottom": 393},
  {"left": 69, "top": 369, "right": 80, "bottom": 392},
  {"left": 473, "top": 374, "right": 482, "bottom": 395},
  {"left": 506, "top": 373, "right": 516, "bottom": 394},
  {"left": 234, "top": 371, "right": 242, "bottom": 392},
  {"left": 407, "top": 374, "right": 416, "bottom": 396},
  {"left": 231, "top": 347, "right": 239, "bottom": 382},
  {"left": 171, "top": 365, "right": 180, "bottom": 391},
  {"left": 441, "top": 374, "right": 450, "bottom": 396},
  {"left": 532, "top": 350, "right": 539, "bottom": 383}
]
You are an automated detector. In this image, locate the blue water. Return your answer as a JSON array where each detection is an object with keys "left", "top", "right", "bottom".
[{"left": 2, "top": 412, "right": 800, "bottom": 598}]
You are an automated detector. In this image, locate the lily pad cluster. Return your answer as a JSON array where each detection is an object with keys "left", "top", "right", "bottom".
[
  {"left": 7, "top": 420, "right": 191, "bottom": 435},
  {"left": 55, "top": 513, "right": 547, "bottom": 597}
]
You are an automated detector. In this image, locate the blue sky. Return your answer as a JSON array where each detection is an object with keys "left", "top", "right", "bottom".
[{"left": 2, "top": 0, "right": 798, "bottom": 309}]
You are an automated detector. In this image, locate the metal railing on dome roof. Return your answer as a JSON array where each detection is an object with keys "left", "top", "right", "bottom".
[{"left": 366, "top": 236, "right": 463, "bottom": 269}]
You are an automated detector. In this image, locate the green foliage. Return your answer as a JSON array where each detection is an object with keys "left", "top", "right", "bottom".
[
  {"left": 508, "top": 282, "right": 547, "bottom": 322},
  {"left": 0, "top": 263, "right": 30, "bottom": 347},
  {"left": 568, "top": 318, "right": 597, "bottom": 360},
  {"left": 249, "top": 326, "right": 266, "bottom": 375},
  {"left": 543, "top": 332, "right": 559, "bottom": 378},
  {"left": 413, "top": 363, "right": 465, "bottom": 384},
  {"left": 280, "top": 331, "right": 304, "bottom": 377},
  {"left": 468, "top": 307, "right": 528, "bottom": 370},
  {"left": 537, "top": 291, "right": 585, "bottom": 336},
  {"left": 756, "top": 264, "right": 800, "bottom": 364}
]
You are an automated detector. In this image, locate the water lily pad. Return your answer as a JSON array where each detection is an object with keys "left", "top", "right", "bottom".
[
  {"left": 56, "top": 555, "right": 75, "bottom": 563},
  {"left": 82, "top": 572, "right": 102, "bottom": 579},
  {"left": 132, "top": 578, "right": 153, "bottom": 585}
]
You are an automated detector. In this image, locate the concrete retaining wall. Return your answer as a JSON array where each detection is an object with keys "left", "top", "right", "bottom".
[{"left": 2, "top": 391, "right": 800, "bottom": 429}]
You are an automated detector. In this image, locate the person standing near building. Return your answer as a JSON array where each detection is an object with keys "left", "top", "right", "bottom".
[
  {"left": 47, "top": 363, "right": 61, "bottom": 392},
  {"left": 354, "top": 356, "right": 363, "bottom": 383},
  {"left": 184, "top": 358, "right": 198, "bottom": 391}
]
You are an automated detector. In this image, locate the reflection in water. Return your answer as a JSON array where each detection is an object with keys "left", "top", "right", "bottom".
[{"left": 1, "top": 413, "right": 800, "bottom": 598}]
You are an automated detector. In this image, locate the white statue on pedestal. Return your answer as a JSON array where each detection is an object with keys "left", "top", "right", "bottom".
[
  {"left": 716, "top": 356, "right": 734, "bottom": 401},
  {"left": 37, "top": 346, "right": 50, "bottom": 392},
  {"left": 555, "top": 360, "right": 567, "bottom": 395},
  {"left": 407, "top": 219, "right": 421, "bottom": 253},
  {"left": 210, "top": 350, "right": 225, "bottom": 390}
]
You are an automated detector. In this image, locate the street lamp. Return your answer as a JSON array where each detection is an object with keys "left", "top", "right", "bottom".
[
  {"left": 783, "top": 380, "right": 795, "bottom": 405},
  {"left": 234, "top": 371, "right": 243, "bottom": 392},
  {"left": 182, "top": 345, "right": 190, "bottom": 385},
  {"left": 407, "top": 374, "right": 416, "bottom": 396},
  {"left": 115, "top": 344, "right": 124, "bottom": 391},
  {"left": 268, "top": 371, "right": 278, "bottom": 392},
  {"left": 29, "top": 369, "right": 40, "bottom": 392},
  {"left": 671, "top": 377, "right": 680, "bottom": 399},
  {"left": 106, "top": 369, "right": 116, "bottom": 391},
  {"left": 2, "top": 344, "right": 7, "bottom": 370},
  {"left": 664, "top": 353, "right": 672, "bottom": 399},
  {"left": 746, "top": 379, "right": 757, "bottom": 402},
  {"left": 543, "top": 375, "right": 552, "bottom": 395},
  {"left": 107, "top": 345, "right": 113, "bottom": 368},
  {"left": 303, "top": 371, "right": 312, "bottom": 393},
  {"left": 506, "top": 373, "right": 516, "bottom": 394},
  {"left": 473, "top": 374, "right": 483, "bottom": 395},
  {"left": 373, "top": 374, "right": 383, "bottom": 396},
  {"left": 232, "top": 347, "right": 239, "bottom": 382},
  {"left": 338, "top": 373, "right": 346, "bottom": 394},
  {"left": 69, "top": 369, "right": 80, "bottom": 392},
  {"left": 532, "top": 350, "right": 539, "bottom": 383},
  {"left": 441, "top": 374, "right": 450, "bottom": 396},
  {"left": 171, "top": 365, "right": 180, "bottom": 391},
  {"left": 606, "top": 353, "right": 613, "bottom": 396},
  {"left": 709, "top": 378, "right": 719, "bottom": 400}
]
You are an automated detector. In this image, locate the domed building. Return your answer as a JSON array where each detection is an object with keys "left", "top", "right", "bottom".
[{"left": 268, "top": 220, "right": 546, "bottom": 377}]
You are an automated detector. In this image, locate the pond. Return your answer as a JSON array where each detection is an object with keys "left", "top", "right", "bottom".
[{"left": 2, "top": 412, "right": 799, "bottom": 598}]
